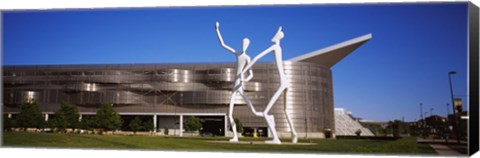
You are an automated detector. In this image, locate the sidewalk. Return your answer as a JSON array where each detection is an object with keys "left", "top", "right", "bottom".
[
  {"left": 429, "top": 144, "right": 465, "bottom": 156},
  {"left": 417, "top": 138, "right": 467, "bottom": 144},
  {"left": 417, "top": 138, "right": 467, "bottom": 156}
]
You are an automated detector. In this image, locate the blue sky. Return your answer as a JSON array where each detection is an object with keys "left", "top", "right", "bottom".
[{"left": 2, "top": 3, "right": 469, "bottom": 122}]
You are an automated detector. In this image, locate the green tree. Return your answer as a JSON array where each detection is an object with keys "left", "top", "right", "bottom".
[
  {"left": 389, "top": 120, "right": 410, "bottom": 137},
  {"left": 79, "top": 117, "right": 96, "bottom": 134},
  {"left": 184, "top": 116, "right": 202, "bottom": 132},
  {"left": 128, "top": 117, "right": 142, "bottom": 135},
  {"left": 382, "top": 123, "right": 393, "bottom": 137},
  {"left": 51, "top": 102, "right": 80, "bottom": 133},
  {"left": 143, "top": 119, "right": 154, "bottom": 133},
  {"left": 95, "top": 103, "right": 123, "bottom": 134},
  {"left": 16, "top": 101, "right": 45, "bottom": 131},
  {"left": 361, "top": 123, "right": 383, "bottom": 136},
  {"left": 51, "top": 113, "right": 68, "bottom": 133},
  {"left": 355, "top": 129, "right": 362, "bottom": 136},
  {"left": 3, "top": 114, "right": 16, "bottom": 132},
  {"left": 234, "top": 118, "right": 244, "bottom": 133}
]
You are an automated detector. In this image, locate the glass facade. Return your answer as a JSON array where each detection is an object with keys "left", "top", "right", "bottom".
[{"left": 2, "top": 61, "right": 334, "bottom": 137}]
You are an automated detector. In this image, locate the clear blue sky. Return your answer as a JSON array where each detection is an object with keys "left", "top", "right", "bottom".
[{"left": 2, "top": 3, "right": 469, "bottom": 122}]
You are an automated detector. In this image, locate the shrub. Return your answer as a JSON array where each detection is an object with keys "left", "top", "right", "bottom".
[
  {"left": 3, "top": 115, "right": 16, "bottom": 132},
  {"left": 234, "top": 118, "right": 244, "bottom": 133},
  {"left": 128, "top": 117, "right": 142, "bottom": 135},
  {"left": 184, "top": 116, "right": 202, "bottom": 132},
  {"left": 164, "top": 128, "right": 169, "bottom": 135},
  {"left": 143, "top": 120, "right": 154, "bottom": 133},
  {"left": 355, "top": 129, "right": 362, "bottom": 136}
]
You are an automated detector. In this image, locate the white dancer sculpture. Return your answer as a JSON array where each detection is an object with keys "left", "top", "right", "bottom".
[
  {"left": 243, "top": 26, "right": 298, "bottom": 144},
  {"left": 215, "top": 22, "right": 263, "bottom": 142}
]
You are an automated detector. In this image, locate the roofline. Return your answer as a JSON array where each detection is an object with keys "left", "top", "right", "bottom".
[{"left": 287, "top": 33, "right": 372, "bottom": 67}]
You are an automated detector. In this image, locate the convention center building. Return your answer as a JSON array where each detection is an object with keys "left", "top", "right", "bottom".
[{"left": 2, "top": 34, "right": 372, "bottom": 138}]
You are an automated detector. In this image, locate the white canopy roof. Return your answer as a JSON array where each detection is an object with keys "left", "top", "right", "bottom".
[{"left": 288, "top": 33, "right": 372, "bottom": 68}]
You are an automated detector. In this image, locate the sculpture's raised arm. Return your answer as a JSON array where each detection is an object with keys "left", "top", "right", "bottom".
[
  {"left": 242, "top": 45, "right": 275, "bottom": 74},
  {"left": 215, "top": 22, "right": 237, "bottom": 55}
]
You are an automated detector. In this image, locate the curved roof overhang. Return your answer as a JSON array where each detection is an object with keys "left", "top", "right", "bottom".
[{"left": 287, "top": 33, "right": 372, "bottom": 68}]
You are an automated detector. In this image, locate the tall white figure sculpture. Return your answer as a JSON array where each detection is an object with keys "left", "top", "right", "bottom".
[
  {"left": 215, "top": 22, "right": 263, "bottom": 142},
  {"left": 243, "top": 27, "right": 298, "bottom": 144}
]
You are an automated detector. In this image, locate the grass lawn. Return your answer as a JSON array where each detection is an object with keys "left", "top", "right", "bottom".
[{"left": 3, "top": 132, "right": 437, "bottom": 155}]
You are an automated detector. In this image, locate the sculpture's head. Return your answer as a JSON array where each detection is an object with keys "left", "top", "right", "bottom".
[
  {"left": 271, "top": 26, "right": 284, "bottom": 42},
  {"left": 242, "top": 38, "right": 250, "bottom": 52}
]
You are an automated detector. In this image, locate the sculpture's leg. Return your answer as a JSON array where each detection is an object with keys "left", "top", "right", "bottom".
[
  {"left": 263, "top": 85, "right": 287, "bottom": 144},
  {"left": 265, "top": 115, "right": 280, "bottom": 144},
  {"left": 284, "top": 88, "right": 298, "bottom": 143},
  {"left": 239, "top": 90, "right": 263, "bottom": 117},
  {"left": 228, "top": 92, "right": 238, "bottom": 142}
]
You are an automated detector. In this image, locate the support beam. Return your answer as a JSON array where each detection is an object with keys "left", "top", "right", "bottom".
[
  {"left": 153, "top": 114, "right": 157, "bottom": 132},
  {"left": 8, "top": 113, "right": 12, "bottom": 118},
  {"left": 45, "top": 113, "right": 49, "bottom": 121},
  {"left": 268, "top": 128, "right": 272, "bottom": 138},
  {"left": 79, "top": 114, "right": 82, "bottom": 121},
  {"left": 179, "top": 115, "right": 183, "bottom": 137},
  {"left": 224, "top": 115, "right": 228, "bottom": 136}
]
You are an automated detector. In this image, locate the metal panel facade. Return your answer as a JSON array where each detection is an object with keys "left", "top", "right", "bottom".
[{"left": 2, "top": 61, "right": 334, "bottom": 135}]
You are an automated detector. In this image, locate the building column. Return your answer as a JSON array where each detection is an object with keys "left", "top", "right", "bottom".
[
  {"left": 224, "top": 114, "right": 228, "bottom": 136},
  {"left": 45, "top": 113, "right": 49, "bottom": 121},
  {"left": 8, "top": 113, "right": 12, "bottom": 118},
  {"left": 179, "top": 115, "right": 183, "bottom": 137},
  {"left": 79, "top": 114, "right": 82, "bottom": 121},
  {"left": 153, "top": 114, "right": 157, "bottom": 132}
]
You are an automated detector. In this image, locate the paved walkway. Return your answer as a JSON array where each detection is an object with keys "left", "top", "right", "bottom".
[
  {"left": 417, "top": 138, "right": 467, "bottom": 156},
  {"left": 417, "top": 138, "right": 467, "bottom": 144},
  {"left": 429, "top": 144, "right": 465, "bottom": 156},
  {"left": 209, "top": 140, "right": 317, "bottom": 145}
]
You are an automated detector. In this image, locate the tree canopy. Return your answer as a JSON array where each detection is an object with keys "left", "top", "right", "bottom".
[
  {"left": 15, "top": 101, "right": 45, "bottom": 131},
  {"left": 3, "top": 114, "right": 16, "bottom": 131},
  {"left": 51, "top": 102, "right": 80, "bottom": 132},
  {"left": 128, "top": 117, "right": 142, "bottom": 134},
  {"left": 184, "top": 116, "right": 202, "bottom": 132},
  {"left": 143, "top": 119, "right": 154, "bottom": 132},
  {"left": 95, "top": 103, "right": 123, "bottom": 133}
]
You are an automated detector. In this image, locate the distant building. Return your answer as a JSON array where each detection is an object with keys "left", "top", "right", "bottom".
[
  {"left": 448, "top": 111, "right": 468, "bottom": 139},
  {"left": 425, "top": 115, "right": 447, "bottom": 126},
  {"left": 334, "top": 108, "right": 374, "bottom": 136}
]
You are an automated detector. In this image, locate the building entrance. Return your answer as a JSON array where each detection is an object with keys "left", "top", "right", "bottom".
[{"left": 198, "top": 116, "right": 225, "bottom": 136}]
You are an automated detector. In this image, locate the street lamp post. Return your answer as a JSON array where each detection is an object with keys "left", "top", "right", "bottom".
[
  {"left": 446, "top": 104, "right": 450, "bottom": 116},
  {"left": 419, "top": 103, "right": 423, "bottom": 126},
  {"left": 448, "top": 71, "right": 460, "bottom": 143},
  {"left": 448, "top": 71, "right": 456, "bottom": 116},
  {"left": 424, "top": 112, "right": 428, "bottom": 125}
]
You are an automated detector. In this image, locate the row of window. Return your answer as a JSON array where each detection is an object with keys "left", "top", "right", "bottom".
[{"left": 3, "top": 65, "right": 331, "bottom": 77}]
